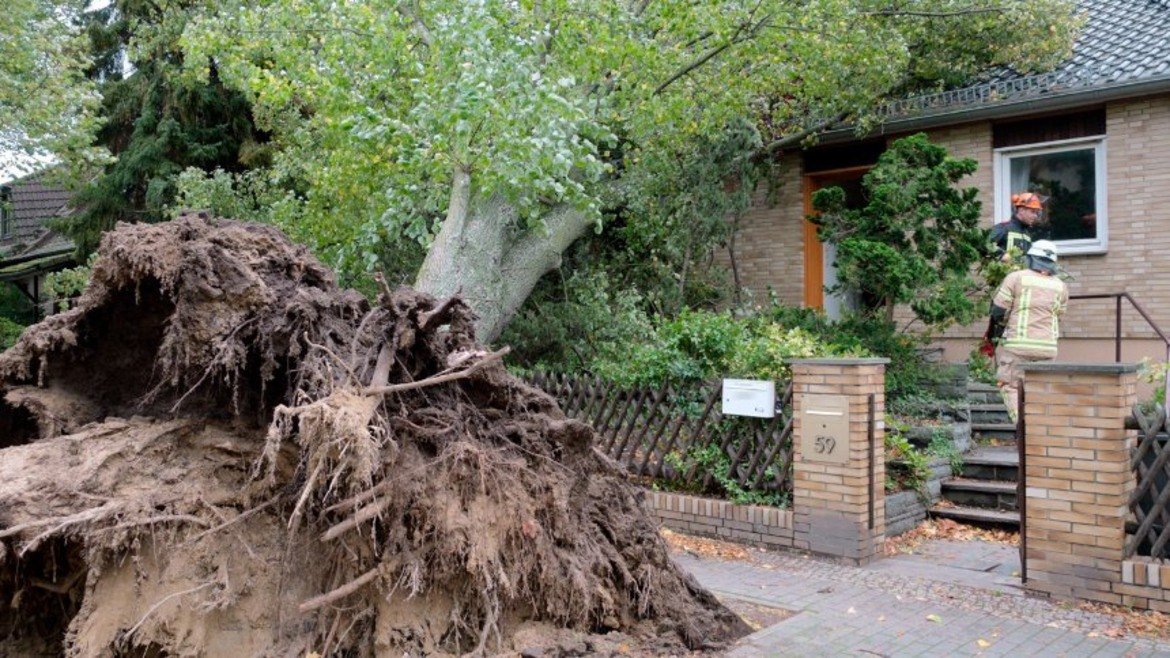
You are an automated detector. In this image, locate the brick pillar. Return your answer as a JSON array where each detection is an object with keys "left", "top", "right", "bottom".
[
  {"left": 1022, "top": 362, "right": 1139, "bottom": 604},
  {"left": 789, "top": 358, "right": 888, "bottom": 565}
]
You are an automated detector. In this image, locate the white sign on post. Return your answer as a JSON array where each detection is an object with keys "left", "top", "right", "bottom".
[{"left": 721, "top": 379, "right": 775, "bottom": 418}]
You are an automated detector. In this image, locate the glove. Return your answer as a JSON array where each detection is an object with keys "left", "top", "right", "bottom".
[{"left": 979, "top": 332, "right": 996, "bottom": 358}]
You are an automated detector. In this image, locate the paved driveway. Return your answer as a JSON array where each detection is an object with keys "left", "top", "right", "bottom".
[{"left": 677, "top": 539, "right": 1170, "bottom": 657}]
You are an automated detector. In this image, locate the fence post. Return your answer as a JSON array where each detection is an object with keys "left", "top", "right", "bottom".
[
  {"left": 1021, "top": 362, "right": 1139, "bottom": 605},
  {"left": 789, "top": 358, "right": 888, "bottom": 565}
]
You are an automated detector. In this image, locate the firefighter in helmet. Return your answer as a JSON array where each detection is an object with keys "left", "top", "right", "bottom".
[
  {"left": 988, "top": 239, "right": 1068, "bottom": 423},
  {"left": 990, "top": 192, "right": 1046, "bottom": 262}
]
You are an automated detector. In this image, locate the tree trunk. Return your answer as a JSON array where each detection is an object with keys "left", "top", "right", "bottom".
[{"left": 414, "top": 169, "right": 594, "bottom": 344}]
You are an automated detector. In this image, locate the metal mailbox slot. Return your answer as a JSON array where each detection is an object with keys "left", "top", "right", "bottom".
[{"left": 800, "top": 394, "right": 850, "bottom": 464}]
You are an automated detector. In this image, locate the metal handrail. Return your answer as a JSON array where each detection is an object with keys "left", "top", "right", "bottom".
[
  {"left": 1071, "top": 293, "right": 1170, "bottom": 361},
  {"left": 1071, "top": 293, "right": 1170, "bottom": 411}
]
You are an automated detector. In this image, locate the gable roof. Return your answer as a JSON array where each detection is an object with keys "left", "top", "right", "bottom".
[
  {"left": 1, "top": 172, "right": 76, "bottom": 265},
  {"left": 828, "top": 0, "right": 1170, "bottom": 140}
]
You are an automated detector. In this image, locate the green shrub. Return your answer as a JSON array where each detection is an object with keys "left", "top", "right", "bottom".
[
  {"left": 968, "top": 347, "right": 996, "bottom": 385},
  {"left": 884, "top": 421, "right": 930, "bottom": 493},
  {"left": 887, "top": 392, "right": 964, "bottom": 422},
  {"left": 502, "top": 269, "right": 654, "bottom": 373},
  {"left": 927, "top": 428, "right": 964, "bottom": 476},
  {"left": 757, "top": 303, "right": 934, "bottom": 400},
  {"left": 1138, "top": 358, "right": 1168, "bottom": 412},
  {"left": 662, "top": 442, "right": 787, "bottom": 507},
  {"left": 0, "top": 317, "right": 25, "bottom": 350},
  {"left": 44, "top": 258, "right": 94, "bottom": 311},
  {"left": 590, "top": 307, "right": 854, "bottom": 387},
  {"left": 0, "top": 283, "right": 35, "bottom": 325}
]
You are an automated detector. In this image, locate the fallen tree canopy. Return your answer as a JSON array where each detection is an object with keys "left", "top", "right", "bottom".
[{"left": 0, "top": 213, "right": 749, "bottom": 657}]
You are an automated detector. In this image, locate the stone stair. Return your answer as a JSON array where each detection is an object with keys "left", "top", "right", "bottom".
[{"left": 930, "top": 382, "right": 1021, "bottom": 528}]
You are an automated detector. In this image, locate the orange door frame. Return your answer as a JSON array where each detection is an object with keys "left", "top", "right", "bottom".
[{"left": 802, "top": 165, "right": 871, "bottom": 309}]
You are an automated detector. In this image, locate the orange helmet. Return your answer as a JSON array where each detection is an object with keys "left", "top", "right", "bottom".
[{"left": 1011, "top": 192, "right": 1045, "bottom": 211}]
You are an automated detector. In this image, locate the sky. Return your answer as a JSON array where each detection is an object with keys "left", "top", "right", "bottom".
[{"left": 0, "top": 152, "right": 54, "bottom": 184}]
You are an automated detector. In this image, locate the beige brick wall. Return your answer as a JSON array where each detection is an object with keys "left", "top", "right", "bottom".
[
  {"left": 645, "top": 491, "right": 797, "bottom": 550},
  {"left": 1070, "top": 95, "right": 1170, "bottom": 340},
  {"left": 1022, "top": 363, "right": 1145, "bottom": 607},
  {"left": 721, "top": 152, "right": 805, "bottom": 307},
  {"left": 791, "top": 359, "right": 886, "bottom": 565}
]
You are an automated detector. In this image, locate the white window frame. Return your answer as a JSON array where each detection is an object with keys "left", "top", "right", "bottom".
[{"left": 993, "top": 135, "right": 1108, "bottom": 255}]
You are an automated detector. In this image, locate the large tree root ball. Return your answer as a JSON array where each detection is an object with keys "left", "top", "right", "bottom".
[{"left": 0, "top": 214, "right": 749, "bottom": 656}]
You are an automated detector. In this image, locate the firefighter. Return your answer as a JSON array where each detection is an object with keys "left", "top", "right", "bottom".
[
  {"left": 990, "top": 192, "right": 1046, "bottom": 262},
  {"left": 988, "top": 240, "right": 1068, "bottom": 423}
]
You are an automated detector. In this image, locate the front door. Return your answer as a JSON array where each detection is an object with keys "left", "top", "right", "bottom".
[{"left": 803, "top": 167, "right": 869, "bottom": 319}]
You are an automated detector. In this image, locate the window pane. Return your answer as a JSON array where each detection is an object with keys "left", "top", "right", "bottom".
[{"left": 1009, "top": 148, "right": 1097, "bottom": 241}]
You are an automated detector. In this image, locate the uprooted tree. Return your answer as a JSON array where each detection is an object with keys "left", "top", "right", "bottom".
[
  {"left": 171, "top": 0, "right": 1080, "bottom": 342},
  {"left": 0, "top": 214, "right": 748, "bottom": 656}
]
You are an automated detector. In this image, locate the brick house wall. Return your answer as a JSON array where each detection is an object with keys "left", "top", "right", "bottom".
[
  {"left": 722, "top": 152, "right": 805, "bottom": 308},
  {"left": 727, "top": 93, "right": 1170, "bottom": 363}
]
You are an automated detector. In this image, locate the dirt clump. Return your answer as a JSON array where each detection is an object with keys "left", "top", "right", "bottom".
[{"left": 0, "top": 213, "right": 749, "bottom": 657}]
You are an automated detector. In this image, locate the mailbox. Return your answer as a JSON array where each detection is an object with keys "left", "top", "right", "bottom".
[
  {"left": 800, "top": 394, "right": 850, "bottom": 464},
  {"left": 721, "top": 379, "right": 775, "bottom": 418}
]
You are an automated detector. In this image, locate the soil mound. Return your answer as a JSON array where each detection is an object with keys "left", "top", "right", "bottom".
[{"left": 0, "top": 213, "right": 748, "bottom": 656}]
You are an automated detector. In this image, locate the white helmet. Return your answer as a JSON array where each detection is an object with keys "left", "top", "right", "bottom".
[{"left": 1027, "top": 240, "right": 1058, "bottom": 262}]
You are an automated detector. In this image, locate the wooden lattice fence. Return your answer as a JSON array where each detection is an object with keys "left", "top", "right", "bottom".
[
  {"left": 1128, "top": 406, "right": 1170, "bottom": 558},
  {"left": 528, "top": 373, "right": 795, "bottom": 499}
]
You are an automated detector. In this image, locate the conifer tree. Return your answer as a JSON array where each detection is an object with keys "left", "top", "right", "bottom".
[{"left": 58, "top": 1, "right": 266, "bottom": 253}]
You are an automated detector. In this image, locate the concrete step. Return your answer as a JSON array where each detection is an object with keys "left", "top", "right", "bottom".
[
  {"left": 973, "top": 422, "right": 1017, "bottom": 432},
  {"left": 940, "top": 478, "right": 1018, "bottom": 511},
  {"left": 966, "top": 382, "right": 1002, "bottom": 404},
  {"left": 960, "top": 447, "right": 1019, "bottom": 482},
  {"left": 969, "top": 403, "right": 1012, "bottom": 424},
  {"left": 973, "top": 421, "right": 1017, "bottom": 443},
  {"left": 929, "top": 503, "right": 1020, "bottom": 527}
]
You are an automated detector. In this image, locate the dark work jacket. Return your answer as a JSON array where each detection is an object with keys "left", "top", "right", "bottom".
[{"left": 989, "top": 217, "right": 1036, "bottom": 260}]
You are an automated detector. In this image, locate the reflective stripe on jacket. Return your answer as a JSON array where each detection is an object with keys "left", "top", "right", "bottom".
[
  {"left": 993, "top": 269, "right": 1068, "bottom": 357},
  {"left": 989, "top": 218, "right": 1035, "bottom": 260}
]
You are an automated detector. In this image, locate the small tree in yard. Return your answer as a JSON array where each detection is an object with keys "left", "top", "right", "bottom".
[{"left": 811, "top": 133, "right": 984, "bottom": 330}]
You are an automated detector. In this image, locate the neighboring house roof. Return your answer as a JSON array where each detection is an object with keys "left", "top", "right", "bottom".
[
  {"left": 826, "top": 0, "right": 1170, "bottom": 140},
  {"left": 0, "top": 172, "right": 77, "bottom": 276}
]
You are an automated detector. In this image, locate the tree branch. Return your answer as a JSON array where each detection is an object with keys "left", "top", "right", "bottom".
[
  {"left": 653, "top": 12, "right": 773, "bottom": 96},
  {"left": 654, "top": 41, "right": 735, "bottom": 95},
  {"left": 865, "top": 8, "right": 1002, "bottom": 18},
  {"left": 752, "top": 111, "right": 850, "bottom": 159},
  {"left": 396, "top": 3, "right": 434, "bottom": 47}
]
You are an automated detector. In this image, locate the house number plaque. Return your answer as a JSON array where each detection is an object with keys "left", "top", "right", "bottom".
[{"left": 800, "top": 394, "right": 850, "bottom": 465}]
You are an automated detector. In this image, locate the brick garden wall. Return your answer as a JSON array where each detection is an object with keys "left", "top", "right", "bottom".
[
  {"left": 646, "top": 491, "right": 797, "bottom": 549},
  {"left": 644, "top": 358, "right": 889, "bottom": 565},
  {"left": 1018, "top": 362, "right": 1170, "bottom": 611}
]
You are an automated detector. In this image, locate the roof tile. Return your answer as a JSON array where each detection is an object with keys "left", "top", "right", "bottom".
[
  {"left": 885, "top": 0, "right": 1170, "bottom": 119},
  {"left": 1, "top": 173, "right": 76, "bottom": 262}
]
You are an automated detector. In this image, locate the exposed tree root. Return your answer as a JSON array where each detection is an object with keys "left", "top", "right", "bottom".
[{"left": 0, "top": 213, "right": 749, "bottom": 656}]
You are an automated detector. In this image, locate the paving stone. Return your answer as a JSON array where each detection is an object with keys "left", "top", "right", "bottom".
[{"left": 677, "top": 538, "right": 1170, "bottom": 658}]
